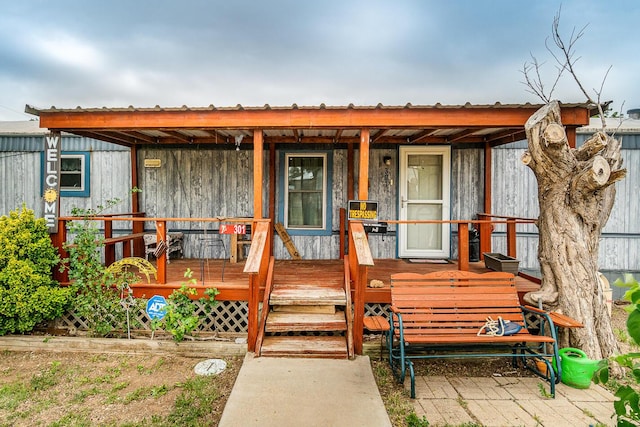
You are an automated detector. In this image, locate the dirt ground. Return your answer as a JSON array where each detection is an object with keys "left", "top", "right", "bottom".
[{"left": 0, "top": 351, "right": 241, "bottom": 426}]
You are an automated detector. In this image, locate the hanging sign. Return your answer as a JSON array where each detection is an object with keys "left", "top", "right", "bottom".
[
  {"left": 43, "top": 132, "right": 61, "bottom": 233},
  {"left": 347, "top": 200, "right": 378, "bottom": 221}
]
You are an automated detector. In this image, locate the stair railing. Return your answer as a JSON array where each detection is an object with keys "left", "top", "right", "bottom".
[
  {"left": 254, "top": 256, "right": 275, "bottom": 356},
  {"left": 343, "top": 257, "right": 354, "bottom": 358},
  {"left": 348, "top": 221, "right": 374, "bottom": 355},
  {"left": 244, "top": 219, "right": 272, "bottom": 352}
]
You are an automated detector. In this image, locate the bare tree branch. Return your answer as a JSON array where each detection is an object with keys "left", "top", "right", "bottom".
[{"left": 522, "top": 6, "right": 616, "bottom": 132}]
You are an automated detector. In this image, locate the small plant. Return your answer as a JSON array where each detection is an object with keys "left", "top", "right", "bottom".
[
  {"left": 405, "top": 412, "right": 430, "bottom": 427},
  {"left": 0, "top": 206, "right": 73, "bottom": 335},
  {"left": 594, "top": 274, "right": 640, "bottom": 426},
  {"left": 537, "top": 382, "right": 553, "bottom": 398},
  {"left": 151, "top": 269, "right": 219, "bottom": 341}
]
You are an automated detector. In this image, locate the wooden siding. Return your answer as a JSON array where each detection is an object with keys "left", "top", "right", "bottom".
[{"left": 137, "top": 146, "right": 489, "bottom": 260}]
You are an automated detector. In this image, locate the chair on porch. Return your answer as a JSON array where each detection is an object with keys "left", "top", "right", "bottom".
[{"left": 198, "top": 230, "right": 227, "bottom": 283}]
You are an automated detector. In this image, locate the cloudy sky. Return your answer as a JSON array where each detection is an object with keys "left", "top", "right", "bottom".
[{"left": 1, "top": 0, "right": 638, "bottom": 121}]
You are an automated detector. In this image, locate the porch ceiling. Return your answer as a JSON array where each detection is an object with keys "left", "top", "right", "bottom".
[{"left": 27, "top": 102, "right": 596, "bottom": 148}]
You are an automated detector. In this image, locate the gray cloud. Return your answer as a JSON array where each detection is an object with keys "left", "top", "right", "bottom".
[{"left": 1, "top": 0, "right": 638, "bottom": 120}]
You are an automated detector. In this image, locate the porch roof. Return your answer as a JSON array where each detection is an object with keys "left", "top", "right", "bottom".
[{"left": 27, "top": 102, "right": 595, "bottom": 148}]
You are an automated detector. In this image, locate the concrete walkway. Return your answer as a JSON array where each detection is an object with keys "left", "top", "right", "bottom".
[
  {"left": 219, "top": 354, "right": 392, "bottom": 427},
  {"left": 411, "top": 375, "right": 616, "bottom": 426}
]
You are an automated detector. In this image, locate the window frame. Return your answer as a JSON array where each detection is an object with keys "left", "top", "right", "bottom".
[
  {"left": 279, "top": 151, "right": 332, "bottom": 236},
  {"left": 41, "top": 151, "right": 91, "bottom": 197}
]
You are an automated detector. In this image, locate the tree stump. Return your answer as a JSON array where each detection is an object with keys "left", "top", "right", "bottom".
[{"left": 522, "top": 101, "right": 626, "bottom": 359}]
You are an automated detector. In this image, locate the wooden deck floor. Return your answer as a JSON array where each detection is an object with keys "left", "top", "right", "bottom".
[{"left": 131, "top": 257, "right": 540, "bottom": 304}]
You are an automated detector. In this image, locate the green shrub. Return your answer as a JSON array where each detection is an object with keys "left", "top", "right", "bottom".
[
  {"left": 0, "top": 206, "right": 73, "bottom": 335},
  {"left": 594, "top": 274, "right": 640, "bottom": 426}
]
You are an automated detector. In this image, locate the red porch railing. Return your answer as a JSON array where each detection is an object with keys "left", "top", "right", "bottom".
[{"left": 51, "top": 215, "right": 256, "bottom": 284}]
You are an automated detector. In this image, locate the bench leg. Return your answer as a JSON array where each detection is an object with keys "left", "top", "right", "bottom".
[{"left": 407, "top": 359, "right": 416, "bottom": 399}]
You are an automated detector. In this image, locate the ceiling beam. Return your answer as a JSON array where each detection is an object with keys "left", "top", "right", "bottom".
[
  {"left": 447, "top": 128, "right": 479, "bottom": 143},
  {"left": 371, "top": 129, "right": 388, "bottom": 143},
  {"left": 486, "top": 129, "right": 527, "bottom": 146},
  {"left": 38, "top": 105, "right": 592, "bottom": 130},
  {"left": 334, "top": 129, "right": 343, "bottom": 143}
]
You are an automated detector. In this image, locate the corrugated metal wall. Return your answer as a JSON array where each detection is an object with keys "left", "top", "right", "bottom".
[
  {"left": 0, "top": 135, "right": 132, "bottom": 218},
  {"left": 492, "top": 133, "right": 640, "bottom": 272}
]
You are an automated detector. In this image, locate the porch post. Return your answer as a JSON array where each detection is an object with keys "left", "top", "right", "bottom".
[
  {"left": 480, "top": 142, "right": 493, "bottom": 258},
  {"left": 566, "top": 126, "right": 577, "bottom": 149},
  {"left": 253, "top": 130, "right": 264, "bottom": 219},
  {"left": 156, "top": 220, "right": 167, "bottom": 284},
  {"left": 347, "top": 143, "right": 355, "bottom": 201},
  {"left": 268, "top": 142, "right": 276, "bottom": 224},
  {"left": 130, "top": 146, "right": 145, "bottom": 257},
  {"left": 358, "top": 129, "right": 370, "bottom": 200}
]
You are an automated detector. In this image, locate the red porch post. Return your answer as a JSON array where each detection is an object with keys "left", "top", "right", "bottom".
[
  {"left": 358, "top": 129, "right": 370, "bottom": 200},
  {"left": 480, "top": 142, "right": 493, "bottom": 258},
  {"left": 156, "top": 220, "right": 167, "bottom": 284},
  {"left": 253, "top": 130, "right": 264, "bottom": 219},
  {"left": 458, "top": 222, "right": 469, "bottom": 271},
  {"left": 104, "top": 219, "right": 114, "bottom": 266},
  {"left": 52, "top": 219, "right": 69, "bottom": 283},
  {"left": 506, "top": 219, "right": 517, "bottom": 258}
]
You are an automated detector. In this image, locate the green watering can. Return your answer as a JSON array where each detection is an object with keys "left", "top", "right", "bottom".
[{"left": 556, "top": 347, "right": 601, "bottom": 389}]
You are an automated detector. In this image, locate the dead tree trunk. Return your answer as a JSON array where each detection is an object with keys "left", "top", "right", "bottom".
[{"left": 522, "top": 101, "right": 626, "bottom": 360}]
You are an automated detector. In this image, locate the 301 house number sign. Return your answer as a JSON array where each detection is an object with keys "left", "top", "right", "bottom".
[{"left": 219, "top": 224, "right": 246, "bottom": 234}]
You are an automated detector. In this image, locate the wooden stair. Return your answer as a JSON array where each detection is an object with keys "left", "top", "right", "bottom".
[{"left": 260, "top": 283, "right": 349, "bottom": 358}]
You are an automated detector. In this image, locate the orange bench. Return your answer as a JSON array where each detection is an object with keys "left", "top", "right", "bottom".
[{"left": 389, "top": 270, "right": 560, "bottom": 398}]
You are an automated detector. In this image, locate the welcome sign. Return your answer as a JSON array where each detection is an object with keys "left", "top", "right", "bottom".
[{"left": 43, "top": 132, "right": 61, "bottom": 233}]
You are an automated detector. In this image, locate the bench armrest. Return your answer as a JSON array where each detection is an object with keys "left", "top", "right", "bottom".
[
  {"left": 523, "top": 305, "right": 584, "bottom": 328},
  {"left": 521, "top": 305, "right": 558, "bottom": 341}
]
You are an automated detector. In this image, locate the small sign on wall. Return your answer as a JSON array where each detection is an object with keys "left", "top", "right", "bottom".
[
  {"left": 347, "top": 200, "right": 378, "bottom": 221},
  {"left": 144, "top": 158, "right": 162, "bottom": 168}
]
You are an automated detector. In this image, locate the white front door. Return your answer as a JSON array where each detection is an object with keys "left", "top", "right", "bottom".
[{"left": 398, "top": 146, "right": 451, "bottom": 258}]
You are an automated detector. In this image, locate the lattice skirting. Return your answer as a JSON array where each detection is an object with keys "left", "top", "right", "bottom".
[
  {"left": 55, "top": 300, "right": 249, "bottom": 334},
  {"left": 54, "top": 302, "right": 388, "bottom": 335}
]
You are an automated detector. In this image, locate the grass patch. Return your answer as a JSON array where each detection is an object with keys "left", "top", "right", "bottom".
[
  {"left": 165, "top": 376, "right": 221, "bottom": 425},
  {"left": 0, "top": 382, "right": 29, "bottom": 411},
  {"left": 48, "top": 409, "right": 92, "bottom": 427},
  {"left": 30, "top": 360, "right": 62, "bottom": 391},
  {"left": 123, "top": 384, "right": 170, "bottom": 404}
]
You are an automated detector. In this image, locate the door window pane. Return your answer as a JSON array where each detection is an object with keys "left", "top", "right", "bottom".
[
  {"left": 407, "top": 154, "right": 442, "bottom": 200},
  {"left": 407, "top": 204, "right": 442, "bottom": 250}
]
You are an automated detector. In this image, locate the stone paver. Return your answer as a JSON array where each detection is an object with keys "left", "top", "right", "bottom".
[
  {"left": 410, "top": 375, "right": 458, "bottom": 399},
  {"left": 466, "top": 399, "right": 538, "bottom": 427},
  {"left": 573, "top": 401, "right": 617, "bottom": 427},
  {"left": 520, "top": 398, "right": 599, "bottom": 426},
  {"left": 556, "top": 382, "right": 615, "bottom": 401},
  {"left": 493, "top": 376, "right": 549, "bottom": 400},
  {"left": 449, "top": 377, "right": 512, "bottom": 400},
  {"left": 414, "top": 398, "right": 474, "bottom": 426},
  {"left": 413, "top": 376, "right": 617, "bottom": 427}
]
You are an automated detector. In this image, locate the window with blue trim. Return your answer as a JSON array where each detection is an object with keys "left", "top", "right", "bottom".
[
  {"left": 42, "top": 151, "right": 91, "bottom": 197},
  {"left": 280, "top": 152, "right": 332, "bottom": 236}
]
